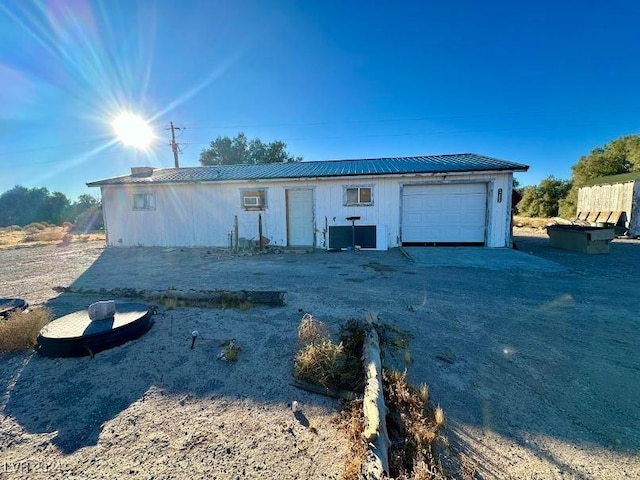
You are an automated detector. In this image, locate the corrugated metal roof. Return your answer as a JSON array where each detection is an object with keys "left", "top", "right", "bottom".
[
  {"left": 582, "top": 171, "right": 640, "bottom": 187},
  {"left": 87, "top": 154, "right": 529, "bottom": 187}
]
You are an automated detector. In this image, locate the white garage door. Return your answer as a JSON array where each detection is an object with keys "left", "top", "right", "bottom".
[{"left": 401, "top": 183, "right": 487, "bottom": 244}]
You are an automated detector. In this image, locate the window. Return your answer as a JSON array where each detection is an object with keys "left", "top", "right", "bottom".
[
  {"left": 344, "top": 186, "right": 373, "bottom": 206},
  {"left": 133, "top": 193, "right": 155, "bottom": 210},
  {"left": 241, "top": 189, "right": 267, "bottom": 210}
]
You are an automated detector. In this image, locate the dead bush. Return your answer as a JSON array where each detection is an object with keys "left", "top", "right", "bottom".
[
  {"left": 0, "top": 308, "right": 52, "bottom": 351},
  {"left": 335, "top": 399, "right": 365, "bottom": 480},
  {"left": 294, "top": 339, "right": 345, "bottom": 388},
  {"left": 23, "top": 222, "right": 47, "bottom": 234},
  {"left": 294, "top": 315, "right": 365, "bottom": 391},
  {"left": 384, "top": 369, "right": 446, "bottom": 479},
  {"left": 297, "top": 313, "right": 330, "bottom": 346},
  {"left": 21, "top": 230, "right": 65, "bottom": 243}
]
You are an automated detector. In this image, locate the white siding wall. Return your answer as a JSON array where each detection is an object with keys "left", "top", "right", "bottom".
[
  {"left": 578, "top": 182, "right": 634, "bottom": 216},
  {"left": 100, "top": 171, "right": 514, "bottom": 248},
  {"left": 577, "top": 181, "right": 639, "bottom": 236}
]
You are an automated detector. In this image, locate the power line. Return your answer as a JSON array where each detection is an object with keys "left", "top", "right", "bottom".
[
  {"left": 181, "top": 105, "right": 640, "bottom": 131},
  {"left": 0, "top": 140, "right": 102, "bottom": 157},
  {"left": 183, "top": 120, "right": 638, "bottom": 145},
  {"left": 0, "top": 119, "right": 637, "bottom": 166}
]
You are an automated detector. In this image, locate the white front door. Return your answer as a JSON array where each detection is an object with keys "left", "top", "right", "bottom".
[{"left": 286, "top": 189, "right": 314, "bottom": 247}]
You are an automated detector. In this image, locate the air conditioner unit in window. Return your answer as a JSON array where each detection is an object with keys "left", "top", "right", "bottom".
[{"left": 243, "top": 196, "right": 262, "bottom": 207}]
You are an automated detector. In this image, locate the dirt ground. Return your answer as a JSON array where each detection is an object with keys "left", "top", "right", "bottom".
[{"left": 1, "top": 232, "right": 639, "bottom": 479}]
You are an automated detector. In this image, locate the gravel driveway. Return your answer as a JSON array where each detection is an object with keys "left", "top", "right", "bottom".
[{"left": 1, "top": 237, "right": 639, "bottom": 479}]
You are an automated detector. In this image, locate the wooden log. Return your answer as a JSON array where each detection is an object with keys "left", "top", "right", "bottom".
[
  {"left": 66, "top": 288, "right": 287, "bottom": 306},
  {"left": 362, "top": 311, "right": 390, "bottom": 477}
]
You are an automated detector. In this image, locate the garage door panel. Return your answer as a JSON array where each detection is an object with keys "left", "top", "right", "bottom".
[{"left": 402, "top": 183, "right": 487, "bottom": 244}]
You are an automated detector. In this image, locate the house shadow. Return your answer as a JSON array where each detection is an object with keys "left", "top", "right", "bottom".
[
  {"left": 2, "top": 288, "right": 313, "bottom": 454},
  {"left": 4, "top": 240, "right": 640, "bottom": 476}
]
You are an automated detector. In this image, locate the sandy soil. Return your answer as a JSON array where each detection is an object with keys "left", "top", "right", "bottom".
[{"left": 1, "top": 234, "right": 639, "bottom": 479}]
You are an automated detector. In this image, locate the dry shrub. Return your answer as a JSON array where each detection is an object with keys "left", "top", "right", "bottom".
[
  {"left": 294, "top": 316, "right": 365, "bottom": 391},
  {"left": 297, "top": 313, "right": 330, "bottom": 346},
  {"left": 23, "top": 222, "right": 46, "bottom": 233},
  {"left": 0, "top": 308, "right": 52, "bottom": 351},
  {"left": 22, "top": 229, "right": 65, "bottom": 243},
  {"left": 294, "top": 339, "right": 344, "bottom": 387},
  {"left": 434, "top": 405, "right": 445, "bottom": 427},
  {"left": 163, "top": 297, "right": 177, "bottom": 310},
  {"left": 384, "top": 369, "right": 445, "bottom": 479},
  {"left": 220, "top": 339, "right": 240, "bottom": 361},
  {"left": 335, "top": 399, "right": 365, "bottom": 480}
]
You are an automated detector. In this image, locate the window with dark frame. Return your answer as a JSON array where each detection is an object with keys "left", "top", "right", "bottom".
[
  {"left": 133, "top": 193, "right": 155, "bottom": 211},
  {"left": 241, "top": 189, "right": 267, "bottom": 210},
  {"left": 344, "top": 186, "right": 373, "bottom": 206}
]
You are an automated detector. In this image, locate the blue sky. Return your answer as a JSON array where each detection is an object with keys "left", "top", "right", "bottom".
[{"left": 1, "top": 0, "right": 639, "bottom": 199}]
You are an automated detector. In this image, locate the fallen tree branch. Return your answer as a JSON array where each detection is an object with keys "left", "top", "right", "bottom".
[
  {"left": 362, "top": 311, "right": 390, "bottom": 478},
  {"left": 64, "top": 287, "right": 287, "bottom": 307}
]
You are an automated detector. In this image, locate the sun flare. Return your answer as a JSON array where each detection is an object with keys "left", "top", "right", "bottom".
[{"left": 112, "top": 113, "right": 153, "bottom": 149}]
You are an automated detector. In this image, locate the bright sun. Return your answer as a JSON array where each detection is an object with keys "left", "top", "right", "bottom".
[{"left": 112, "top": 113, "right": 153, "bottom": 149}]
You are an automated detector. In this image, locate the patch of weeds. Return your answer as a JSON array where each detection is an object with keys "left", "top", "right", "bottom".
[
  {"left": 217, "top": 292, "right": 252, "bottom": 311},
  {"left": 0, "top": 308, "right": 52, "bottom": 351},
  {"left": 162, "top": 291, "right": 179, "bottom": 310},
  {"left": 335, "top": 399, "right": 365, "bottom": 480},
  {"left": 294, "top": 339, "right": 345, "bottom": 388},
  {"left": 218, "top": 339, "right": 240, "bottom": 362},
  {"left": 163, "top": 297, "right": 178, "bottom": 310},
  {"left": 294, "top": 316, "right": 365, "bottom": 392},
  {"left": 298, "top": 313, "right": 330, "bottom": 346},
  {"left": 384, "top": 369, "right": 447, "bottom": 479},
  {"left": 361, "top": 261, "right": 397, "bottom": 273}
]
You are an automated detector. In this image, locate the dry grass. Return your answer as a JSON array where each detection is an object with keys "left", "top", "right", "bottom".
[
  {"left": 217, "top": 292, "right": 252, "bottom": 311},
  {"left": 0, "top": 307, "right": 52, "bottom": 351},
  {"left": 297, "top": 313, "right": 330, "bottom": 346},
  {"left": 163, "top": 297, "right": 178, "bottom": 310},
  {"left": 22, "top": 229, "right": 66, "bottom": 243},
  {"left": 294, "top": 339, "right": 345, "bottom": 388},
  {"left": 434, "top": 405, "right": 445, "bottom": 427},
  {"left": 335, "top": 399, "right": 366, "bottom": 480},
  {"left": 218, "top": 339, "right": 240, "bottom": 361},
  {"left": 0, "top": 225, "right": 104, "bottom": 249},
  {"left": 294, "top": 316, "right": 365, "bottom": 391},
  {"left": 419, "top": 383, "right": 429, "bottom": 403},
  {"left": 384, "top": 369, "right": 446, "bottom": 479}
]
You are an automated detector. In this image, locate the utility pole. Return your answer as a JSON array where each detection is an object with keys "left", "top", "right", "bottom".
[{"left": 166, "top": 122, "right": 181, "bottom": 168}]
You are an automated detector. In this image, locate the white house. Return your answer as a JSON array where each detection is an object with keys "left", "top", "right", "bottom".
[{"left": 87, "top": 154, "right": 529, "bottom": 249}]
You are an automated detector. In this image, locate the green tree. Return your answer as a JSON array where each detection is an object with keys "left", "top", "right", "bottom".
[
  {"left": 0, "top": 186, "right": 71, "bottom": 226},
  {"left": 559, "top": 135, "right": 640, "bottom": 218},
  {"left": 200, "top": 132, "right": 302, "bottom": 166},
  {"left": 65, "top": 194, "right": 99, "bottom": 222},
  {"left": 517, "top": 176, "right": 572, "bottom": 218}
]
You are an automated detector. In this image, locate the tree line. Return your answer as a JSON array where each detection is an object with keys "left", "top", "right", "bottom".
[
  {"left": 0, "top": 186, "right": 103, "bottom": 231},
  {"left": 516, "top": 135, "right": 640, "bottom": 218}
]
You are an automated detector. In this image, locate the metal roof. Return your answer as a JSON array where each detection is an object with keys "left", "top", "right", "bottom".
[
  {"left": 582, "top": 171, "right": 640, "bottom": 187},
  {"left": 87, "top": 154, "right": 529, "bottom": 187}
]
